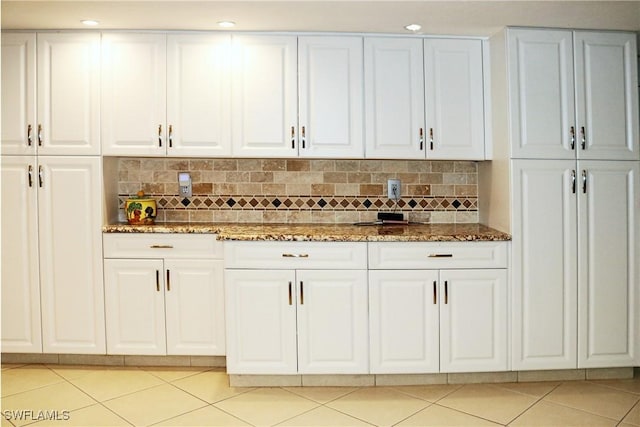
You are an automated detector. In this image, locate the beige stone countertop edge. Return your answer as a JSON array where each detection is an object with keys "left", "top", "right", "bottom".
[{"left": 102, "top": 222, "right": 511, "bottom": 242}]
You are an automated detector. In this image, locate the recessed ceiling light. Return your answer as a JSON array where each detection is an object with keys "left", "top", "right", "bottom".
[
  {"left": 81, "top": 19, "right": 99, "bottom": 26},
  {"left": 405, "top": 24, "right": 422, "bottom": 32},
  {"left": 217, "top": 21, "right": 236, "bottom": 28}
]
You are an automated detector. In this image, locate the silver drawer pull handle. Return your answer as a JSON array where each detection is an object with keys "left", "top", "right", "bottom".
[
  {"left": 282, "top": 253, "right": 309, "bottom": 258},
  {"left": 150, "top": 245, "right": 174, "bottom": 249},
  {"left": 428, "top": 254, "right": 453, "bottom": 258}
]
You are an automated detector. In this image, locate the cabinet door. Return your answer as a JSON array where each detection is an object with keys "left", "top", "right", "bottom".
[
  {"left": 38, "top": 157, "right": 105, "bottom": 353},
  {"left": 439, "top": 269, "right": 507, "bottom": 372},
  {"left": 166, "top": 34, "right": 232, "bottom": 157},
  {"left": 574, "top": 32, "right": 639, "bottom": 160},
  {"left": 164, "top": 259, "right": 225, "bottom": 356},
  {"left": 225, "top": 269, "right": 297, "bottom": 374},
  {"left": 1, "top": 156, "right": 42, "bottom": 352},
  {"left": 298, "top": 36, "right": 364, "bottom": 158},
  {"left": 578, "top": 160, "right": 640, "bottom": 367},
  {"left": 508, "top": 29, "right": 575, "bottom": 159},
  {"left": 102, "top": 33, "right": 167, "bottom": 156},
  {"left": 1, "top": 33, "right": 36, "bottom": 155},
  {"left": 104, "top": 259, "right": 166, "bottom": 355},
  {"left": 511, "top": 159, "right": 578, "bottom": 370},
  {"left": 369, "top": 270, "right": 439, "bottom": 374},
  {"left": 364, "top": 37, "right": 425, "bottom": 159},
  {"left": 296, "top": 270, "right": 368, "bottom": 374},
  {"left": 231, "top": 35, "right": 298, "bottom": 157},
  {"left": 37, "top": 33, "right": 100, "bottom": 155},
  {"left": 424, "top": 39, "right": 485, "bottom": 160}
]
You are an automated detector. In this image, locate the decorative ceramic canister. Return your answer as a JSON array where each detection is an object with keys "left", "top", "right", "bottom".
[{"left": 125, "top": 191, "right": 157, "bottom": 224}]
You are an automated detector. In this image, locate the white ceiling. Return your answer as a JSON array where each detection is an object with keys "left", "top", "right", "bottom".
[{"left": 2, "top": 1, "right": 639, "bottom": 37}]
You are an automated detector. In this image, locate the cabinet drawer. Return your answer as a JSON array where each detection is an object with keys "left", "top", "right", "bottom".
[
  {"left": 225, "top": 241, "right": 367, "bottom": 269},
  {"left": 368, "top": 241, "right": 508, "bottom": 269},
  {"left": 103, "top": 233, "right": 223, "bottom": 259}
]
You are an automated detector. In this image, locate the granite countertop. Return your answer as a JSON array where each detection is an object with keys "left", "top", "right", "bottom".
[{"left": 103, "top": 222, "right": 511, "bottom": 242}]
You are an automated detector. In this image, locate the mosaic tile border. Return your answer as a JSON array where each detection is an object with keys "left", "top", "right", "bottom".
[{"left": 118, "top": 194, "right": 478, "bottom": 212}]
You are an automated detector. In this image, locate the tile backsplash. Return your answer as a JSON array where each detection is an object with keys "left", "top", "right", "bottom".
[{"left": 117, "top": 158, "right": 478, "bottom": 224}]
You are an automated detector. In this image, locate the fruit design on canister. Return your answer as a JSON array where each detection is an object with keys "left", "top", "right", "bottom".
[{"left": 125, "top": 191, "right": 157, "bottom": 224}]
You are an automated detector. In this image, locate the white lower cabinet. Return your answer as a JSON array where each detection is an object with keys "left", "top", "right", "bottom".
[
  {"left": 224, "top": 242, "right": 369, "bottom": 374},
  {"left": 369, "top": 242, "right": 508, "bottom": 374},
  {"left": 103, "top": 234, "right": 225, "bottom": 356}
]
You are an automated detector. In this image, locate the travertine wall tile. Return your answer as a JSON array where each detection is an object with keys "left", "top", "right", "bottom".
[{"left": 116, "top": 158, "right": 478, "bottom": 224}]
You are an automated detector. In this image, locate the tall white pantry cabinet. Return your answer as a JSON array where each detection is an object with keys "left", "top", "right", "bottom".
[
  {"left": 1, "top": 33, "right": 105, "bottom": 353},
  {"left": 499, "top": 28, "right": 640, "bottom": 370}
]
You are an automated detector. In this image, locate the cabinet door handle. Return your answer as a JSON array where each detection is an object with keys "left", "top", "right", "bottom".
[
  {"left": 28, "top": 165, "right": 33, "bottom": 187},
  {"left": 582, "top": 170, "right": 587, "bottom": 194},
  {"left": 580, "top": 126, "right": 586, "bottom": 150},
  {"left": 288, "top": 281, "right": 292, "bottom": 305},
  {"left": 429, "top": 128, "right": 434, "bottom": 150},
  {"left": 156, "top": 270, "right": 160, "bottom": 292},
  {"left": 27, "top": 124, "right": 33, "bottom": 146},
  {"left": 166, "top": 270, "right": 170, "bottom": 291},
  {"left": 38, "top": 165, "right": 43, "bottom": 188},
  {"left": 300, "top": 281, "right": 304, "bottom": 305},
  {"left": 301, "top": 125, "right": 306, "bottom": 149},
  {"left": 419, "top": 128, "right": 424, "bottom": 150},
  {"left": 571, "top": 170, "right": 576, "bottom": 194},
  {"left": 428, "top": 254, "right": 453, "bottom": 258},
  {"left": 158, "top": 124, "right": 163, "bottom": 147},
  {"left": 37, "top": 124, "right": 43, "bottom": 146},
  {"left": 291, "top": 126, "right": 296, "bottom": 149},
  {"left": 444, "top": 281, "right": 448, "bottom": 304},
  {"left": 570, "top": 126, "right": 575, "bottom": 150},
  {"left": 282, "top": 253, "right": 309, "bottom": 258},
  {"left": 150, "top": 245, "right": 174, "bottom": 249},
  {"left": 168, "top": 125, "right": 173, "bottom": 148},
  {"left": 433, "top": 281, "right": 437, "bottom": 304}
]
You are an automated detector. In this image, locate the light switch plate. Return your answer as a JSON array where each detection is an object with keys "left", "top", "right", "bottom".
[{"left": 178, "top": 172, "right": 192, "bottom": 198}]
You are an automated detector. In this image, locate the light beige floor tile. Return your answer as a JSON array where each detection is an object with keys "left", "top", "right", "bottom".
[
  {"left": 623, "top": 401, "right": 640, "bottom": 426},
  {"left": 283, "top": 386, "right": 357, "bottom": 404},
  {"left": 276, "top": 406, "right": 374, "bottom": 426},
  {"left": 392, "top": 384, "right": 462, "bottom": 402},
  {"left": 494, "top": 381, "right": 560, "bottom": 397},
  {"left": 1, "top": 415, "right": 14, "bottom": 427},
  {"left": 153, "top": 405, "right": 250, "bottom": 426},
  {"left": 510, "top": 400, "right": 617, "bottom": 426},
  {"left": 214, "top": 388, "right": 319, "bottom": 427},
  {"left": 1, "top": 364, "right": 26, "bottom": 370},
  {"left": 544, "top": 380, "right": 639, "bottom": 420},
  {"left": 590, "top": 378, "right": 640, "bottom": 395},
  {"left": 0, "top": 365, "right": 65, "bottom": 396},
  {"left": 1, "top": 382, "right": 96, "bottom": 427},
  {"left": 103, "top": 383, "right": 207, "bottom": 427},
  {"left": 141, "top": 366, "right": 209, "bottom": 382},
  {"left": 30, "top": 403, "right": 132, "bottom": 426},
  {"left": 68, "top": 367, "right": 165, "bottom": 401},
  {"left": 437, "top": 383, "right": 537, "bottom": 425},
  {"left": 172, "top": 371, "right": 253, "bottom": 404},
  {"left": 48, "top": 364, "right": 111, "bottom": 381},
  {"left": 396, "top": 404, "right": 501, "bottom": 426},
  {"left": 326, "top": 387, "right": 429, "bottom": 427}
]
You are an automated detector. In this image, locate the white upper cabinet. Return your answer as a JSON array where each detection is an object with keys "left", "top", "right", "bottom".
[
  {"left": 364, "top": 37, "right": 485, "bottom": 160},
  {"left": 298, "top": 36, "right": 364, "bottom": 158},
  {"left": 231, "top": 35, "right": 298, "bottom": 157},
  {"left": 574, "top": 32, "right": 639, "bottom": 160},
  {"left": 364, "top": 37, "right": 425, "bottom": 159},
  {"left": 424, "top": 38, "right": 486, "bottom": 160},
  {"left": 508, "top": 28, "right": 639, "bottom": 160},
  {"left": 231, "top": 35, "right": 364, "bottom": 158},
  {"left": 102, "top": 33, "right": 232, "bottom": 156},
  {"left": 2, "top": 33, "right": 100, "bottom": 156},
  {"left": 2, "top": 34, "right": 36, "bottom": 155}
]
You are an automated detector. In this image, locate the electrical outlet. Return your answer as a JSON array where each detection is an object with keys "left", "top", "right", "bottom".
[
  {"left": 178, "top": 172, "right": 192, "bottom": 198},
  {"left": 387, "top": 178, "right": 401, "bottom": 200}
]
